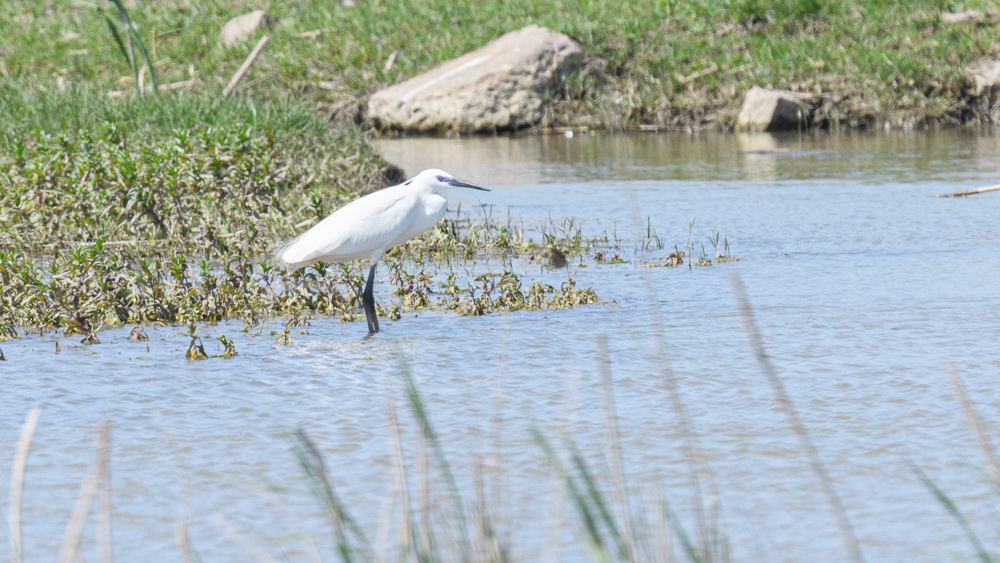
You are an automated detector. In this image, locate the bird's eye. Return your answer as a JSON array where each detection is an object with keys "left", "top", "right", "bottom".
[{"left": 436, "top": 175, "right": 450, "bottom": 183}]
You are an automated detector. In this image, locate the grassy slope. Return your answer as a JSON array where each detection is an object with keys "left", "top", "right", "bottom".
[{"left": 3, "top": 0, "right": 998, "bottom": 134}]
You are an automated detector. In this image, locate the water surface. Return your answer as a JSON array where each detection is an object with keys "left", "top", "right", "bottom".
[{"left": 3, "top": 131, "right": 1000, "bottom": 562}]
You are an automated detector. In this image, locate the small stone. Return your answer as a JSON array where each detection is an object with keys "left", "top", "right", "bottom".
[
  {"left": 220, "top": 10, "right": 271, "bottom": 46},
  {"left": 59, "top": 30, "right": 81, "bottom": 41},
  {"left": 968, "top": 59, "right": 1000, "bottom": 96},
  {"left": 735, "top": 86, "right": 812, "bottom": 132}
]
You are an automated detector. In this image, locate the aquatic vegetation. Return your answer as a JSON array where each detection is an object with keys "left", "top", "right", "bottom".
[
  {"left": 184, "top": 333, "right": 208, "bottom": 361},
  {"left": 215, "top": 334, "right": 239, "bottom": 358},
  {"left": 126, "top": 325, "right": 149, "bottom": 342},
  {"left": 0, "top": 127, "right": 746, "bottom": 337},
  {"left": 0, "top": 128, "right": 597, "bottom": 335}
]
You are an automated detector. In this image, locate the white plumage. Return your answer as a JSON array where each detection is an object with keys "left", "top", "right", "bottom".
[{"left": 276, "top": 168, "right": 488, "bottom": 333}]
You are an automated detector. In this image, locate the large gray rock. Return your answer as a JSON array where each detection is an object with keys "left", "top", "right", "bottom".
[
  {"left": 736, "top": 86, "right": 812, "bottom": 131},
  {"left": 221, "top": 11, "right": 270, "bottom": 46},
  {"left": 968, "top": 59, "right": 1000, "bottom": 96},
  {"left": 368, "top": 25, "right": 583, "bottom": 133}
]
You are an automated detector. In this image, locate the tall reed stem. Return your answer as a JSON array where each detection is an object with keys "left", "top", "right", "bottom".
[{"left": 729, "top": 274, "right": 865, "bottom": 563}]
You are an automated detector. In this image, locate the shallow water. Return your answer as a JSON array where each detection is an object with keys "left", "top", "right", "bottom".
[{"left": 3, "top": 131, "right": 1000, "bottom": 562}]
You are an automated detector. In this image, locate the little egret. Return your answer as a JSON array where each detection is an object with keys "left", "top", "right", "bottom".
[{"left": 276, "top": 169, "right": 489, "bottom": 334}]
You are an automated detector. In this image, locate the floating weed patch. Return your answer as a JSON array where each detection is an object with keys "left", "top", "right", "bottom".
[
  {"left": 0, "top": 209, "right": 736, "bottom": 335},
  {"left": 0, "top": 129, "right": 743, "bottom": 336}
]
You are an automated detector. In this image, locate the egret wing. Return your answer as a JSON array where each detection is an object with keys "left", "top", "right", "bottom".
[{"left": 279, "top": 188, "right": 418, "bottom": 267}]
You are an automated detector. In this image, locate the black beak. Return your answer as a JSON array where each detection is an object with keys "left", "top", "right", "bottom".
[{"left": 446, "top": 177, "right": 490, "bottom": 191}]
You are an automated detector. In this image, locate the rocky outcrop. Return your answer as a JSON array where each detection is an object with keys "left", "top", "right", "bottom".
[
  {"left": 367, "top": 25, "right": 583, "bottom": 134},
  {"left": 221, "top": 11, "right": 271, "bottom": 46},
  {"left": 968, "top": 59, "right": 1000, "bottom": 96},
  {"left": 735, "top": 87, "right": 813, "bottom": 131}
]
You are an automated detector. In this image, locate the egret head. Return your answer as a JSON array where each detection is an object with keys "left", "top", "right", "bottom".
[{"left": 409, "top": 169, "right": 489, "bottom": 193}]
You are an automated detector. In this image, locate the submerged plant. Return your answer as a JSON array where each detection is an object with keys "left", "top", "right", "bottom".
[
  {"left": 126, "top": 325, "right": 149, "bottom": 342},
  {"left": 215, "top": 334, "right": 238, "bottom": 358},
  {"left": 185, "top": 336, "right": 207, "bottom": 360}
]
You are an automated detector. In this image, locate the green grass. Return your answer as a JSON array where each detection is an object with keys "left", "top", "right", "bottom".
[{"left": 3, "top": 0, "right": 999, "bottom": 134}]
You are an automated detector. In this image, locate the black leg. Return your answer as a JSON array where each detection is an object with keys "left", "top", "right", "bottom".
[{"left": 362, "top": 263, "right": 379, "bottom": 334}]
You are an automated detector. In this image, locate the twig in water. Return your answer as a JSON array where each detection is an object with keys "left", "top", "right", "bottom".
[
  {"left": 222, "top": 36, "right": 270, "bottom": 98},
  {"left": 944, "top": 363, "right": 1000, "bottom": 488},
  {"left": 9, "top": 406, "right": 41, "bottom": 563},
  {"left": 729, "top": 274, "right": 866, "bottom": 563},
  {"left": 936, "top": 185, "right": 1000, "bottom": 198}
]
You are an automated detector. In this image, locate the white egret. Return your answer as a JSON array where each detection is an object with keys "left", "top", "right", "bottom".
[{"left": 275, "top": 168, "right": 489, "bottom": 334}]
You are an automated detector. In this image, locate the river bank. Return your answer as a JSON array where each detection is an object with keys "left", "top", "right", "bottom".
[{"left": 3, "top": 0, "right": 1000, "bottom": 139}]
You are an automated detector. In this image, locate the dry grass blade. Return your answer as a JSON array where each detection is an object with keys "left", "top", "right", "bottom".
[
  {"left": 662, "top": 496, "right": 702, "bottom": 563},
  {"left": 570, "top": 445, "right": 629, "bottom": 560},
  {"left": 944, "top": 364, "right": 1000, "bottom": 488},
  {"left": 9, "top": 405, "right": 40, "bottom": 563},
  {"left": 175, "top": 522, "right": 193, "bottom": 563},
  {"left": 472, "top": 457, "right": 486, "bottom": 559},
  {"left": 654, "top": 493, "right": 672, "bottom": 563},
  {"left": 625, "top": 184, "right": 720, "bottom": 559},
  {"left": 374, "top": 470, "right": 397, "bottom": 563},
  {"left": 213, "top": 514, "right": 278, "bottom": 563},
  {"left": 400, "top": 367, "right": 472, "bottom": 558},
  {"left": 176, "top": 524, "right": 190, "bottom": 563},
  {"left": 531, "top": 430, "right": 605, "bottom": 556},
  {"left": 489, "top": 326, "right": 511, "bottom": 559},
  {"left": 57, "top": 422, "right": 110, "bottom": 563},
  {"left": 909, "top": 462, "right": 992, "bottom": 563},
  {"left": 414, "top": 422, "right": 438, "bottom": 561},
  {"left": 596, "top": 334, "right": 638, "bottom": 560},
  {"left": 96, "top": 422, "right": 113, "bottom": 563},
  {"left": 383, "top": 394, "right": 414, "bottom": 561},
  {"left": 223, "top": 36, "right": 270, "bottom": 98},
  {"left": 728, "top": 274, "right": 866, "bottom": 563},
  {"left": 292, "top": 428, "right": 371, "bottom": 562}
]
